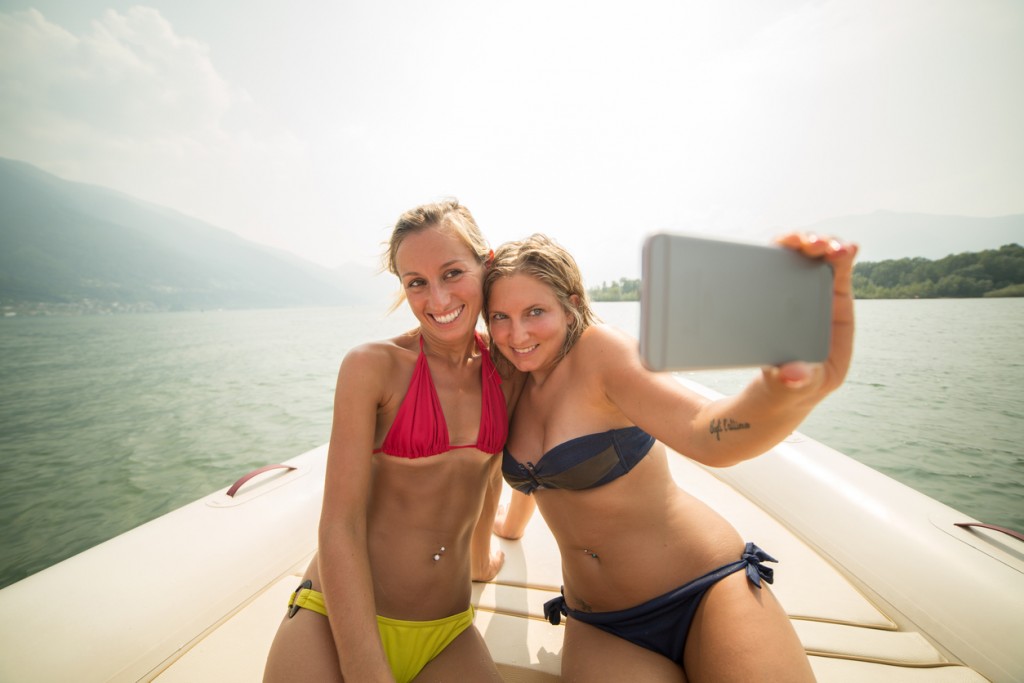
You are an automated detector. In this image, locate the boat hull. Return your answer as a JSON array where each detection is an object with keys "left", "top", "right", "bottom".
[{"left": 1, "top": 391, "right": 1021, "bottom": 681}]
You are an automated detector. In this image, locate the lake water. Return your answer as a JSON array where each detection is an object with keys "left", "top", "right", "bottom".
[{"left": 1, "top": 299, "right": 1022, "bottom": 589}]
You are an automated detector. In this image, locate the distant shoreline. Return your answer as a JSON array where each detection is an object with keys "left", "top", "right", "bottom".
[
  {"left": 586, "top": 294, "right": 1023, "bottom": 302},
  {"left": 589, "top": 244, "right": 1024, "bottom": 301},
  {"left": 6, "top": 296, "right": 1024, "bottom": 319}
]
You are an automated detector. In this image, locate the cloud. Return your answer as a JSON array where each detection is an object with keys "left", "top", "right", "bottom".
[
  {"left": 2, "top": 8, "right": 229, "bottom": 160},
  {"left": 0, "top": 7, "right": 337, "bottom": 264},
  {"left": 1, "top": 1, "right": 1019, "bottom": 280}
]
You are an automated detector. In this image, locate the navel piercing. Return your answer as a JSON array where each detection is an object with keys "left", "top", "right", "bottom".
[
  {"left": 583, "top": 549, "right": 599, "bottom": 559},
  {"left": 433, "top": 546, "right": 446, "bottom": 562}
]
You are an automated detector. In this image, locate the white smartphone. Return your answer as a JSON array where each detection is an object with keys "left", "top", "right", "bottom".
[{"left": 640, "top": 233, "right": 833, "bottom": 371}]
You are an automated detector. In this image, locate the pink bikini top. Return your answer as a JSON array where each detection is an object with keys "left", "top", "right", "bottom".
[{"left": 374, "top": 333, "right": 508, "bottom": 458}]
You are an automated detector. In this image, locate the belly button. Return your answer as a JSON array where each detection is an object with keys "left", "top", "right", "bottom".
[{"left": 583, "top": 548, "right": 599, "bottom": 559}]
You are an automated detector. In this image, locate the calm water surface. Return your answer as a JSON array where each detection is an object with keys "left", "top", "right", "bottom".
[{"left": 1, "top": 299, "right": 1021, "bottom": 588}]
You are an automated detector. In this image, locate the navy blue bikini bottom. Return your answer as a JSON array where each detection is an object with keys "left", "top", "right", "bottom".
[{"left": 543, "top": 542, "right": 777, "bottom": 663}]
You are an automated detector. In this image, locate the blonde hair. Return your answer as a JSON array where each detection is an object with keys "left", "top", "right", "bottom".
[
  {"left": 483, "top": 234, "right": 598, "bottom": 374},
  {"left": 382, "top": 199, "right": 491, "bottom": 310}
]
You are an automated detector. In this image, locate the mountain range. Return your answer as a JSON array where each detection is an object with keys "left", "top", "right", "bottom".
[
  {"left": 1, "top": 156, "right": 1021, "bottom": 313},
  {"left": 0, "top": 157, "right": 391, "bottom": 313},
  {"left": 799, "top": 211, "right": 1023, "bottom": 263}
]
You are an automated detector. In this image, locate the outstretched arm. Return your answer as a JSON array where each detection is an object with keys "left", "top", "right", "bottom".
[
  {"left": 691, "top": 233, "right": 857, "bottom": 462},
  {"left": 603, "top": 233, "right": 857, "bottom": 467}
]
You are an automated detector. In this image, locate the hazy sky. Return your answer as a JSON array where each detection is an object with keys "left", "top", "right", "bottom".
[{"left": 1, "top": 1, "right": 1021, "bottom": 283}]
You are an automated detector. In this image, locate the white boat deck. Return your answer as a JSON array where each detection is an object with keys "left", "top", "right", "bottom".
[{"left": 152, "top": 448, "right": 990, "bottom": 683}]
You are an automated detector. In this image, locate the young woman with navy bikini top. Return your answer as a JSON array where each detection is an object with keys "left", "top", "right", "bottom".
[{"left": 486, "top": 232, "right": 857, "bottom": 682}]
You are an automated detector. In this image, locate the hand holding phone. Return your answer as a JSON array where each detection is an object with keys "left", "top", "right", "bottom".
[{"left": 640, "top": 233, "right": 834, "bottom": 371}]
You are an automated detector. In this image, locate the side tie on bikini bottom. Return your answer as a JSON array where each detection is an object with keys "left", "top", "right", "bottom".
[{"left": 543, "top": 542, "right": 777, "bottom": 662}]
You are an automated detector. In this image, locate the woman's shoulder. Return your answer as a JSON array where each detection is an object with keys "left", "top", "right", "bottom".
[
  {"left": 574, "top": 323, "right": 637, "bottom": 359},
  {"left": 570, "top": 325, "right": 650, "bottom": 385},
  {"left": 340, "top": 331, "right": 419, "bottom": 375},
  {"left": 554, "top": 325, "right": 640, "bottom": 414}
]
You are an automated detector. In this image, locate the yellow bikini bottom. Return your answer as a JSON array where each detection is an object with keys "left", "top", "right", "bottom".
[{"left": 288, "top": 583, "right": 475, "bottom": 683}]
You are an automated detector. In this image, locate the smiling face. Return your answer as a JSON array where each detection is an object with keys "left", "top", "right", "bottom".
[
  {"left": 487, "top": 273, "right": 574, "bottom": 378},
  {"left": 394, "top": 226, "right": 485, "bottom": 341}
]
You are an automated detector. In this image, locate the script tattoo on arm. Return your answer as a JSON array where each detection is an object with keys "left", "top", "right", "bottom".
[{"left": 709, "top": 418, "right": 751, "bottom": 441}]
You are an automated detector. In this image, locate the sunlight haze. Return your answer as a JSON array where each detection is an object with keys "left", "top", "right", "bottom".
[{"left": 1, "top": 0, "right": 1021, "bottom": 284}]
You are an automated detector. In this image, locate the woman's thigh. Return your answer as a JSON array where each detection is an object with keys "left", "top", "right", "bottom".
[
  {"left": 262, "top": 607, "right": 344, "bottom": 683},
  {"left": 263, "top": 554, "right": 344, "bottom": 683},
  {"left": 560, "top": 618, "right": 686, "bottom": 683},
  {"left": 683, "top": 571, "right": 814, "bottom": 683},
  {"left": 412, "top": 624, "right": 502, "bottom": 683}
]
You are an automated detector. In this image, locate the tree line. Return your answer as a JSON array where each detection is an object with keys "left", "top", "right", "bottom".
[
  {"left": 587, "top": 243, "right": 1024, "bottom": 301},
  {"left": 852, "top": 243, "right": 1023, "bottom": 298}
]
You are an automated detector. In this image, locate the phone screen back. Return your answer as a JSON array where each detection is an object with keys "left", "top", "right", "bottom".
[{"left": 640, "top": 233, "right": 833, "bottom": 371}]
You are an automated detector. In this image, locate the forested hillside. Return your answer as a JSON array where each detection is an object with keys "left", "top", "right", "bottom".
[{"left": 852, "top": 244, "right": 1023, "bottom": 298}]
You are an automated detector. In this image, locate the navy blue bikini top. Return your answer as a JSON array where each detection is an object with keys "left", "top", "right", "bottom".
[{"left": 502, "top": 426, "right": 656, "bottom": 495}]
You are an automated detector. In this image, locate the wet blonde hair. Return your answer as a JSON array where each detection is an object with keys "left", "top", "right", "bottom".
[
  {"left": 382, "top": 199, "right": 491, "bottom": 311},
  {"left": 483, "top": 233, "right": 598, "bottom": 375}
]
